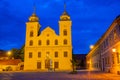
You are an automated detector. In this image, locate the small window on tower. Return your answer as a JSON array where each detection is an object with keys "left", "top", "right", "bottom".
[
  {"left": 29, "top": 52, "right": 32, "bottom": 58},
  {"left": 63, "top": 30, "right": 67, "bottom": 36},
  {"left": 29, "top": 40, "right": 33, "bottom": 46},
  {"left": 30, "top": 31, "right": 33, "bottom": 37},
  {"left": 64, "top": 39, "right": 67, "bottom": 45}
]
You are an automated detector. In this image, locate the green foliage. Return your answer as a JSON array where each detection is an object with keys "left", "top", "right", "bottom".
[
  {"left": 70, "top": 59, "right": 77, "bottom": 72},
  {"left": 11, "top": 45, "right": 24, "bottom": 61}
]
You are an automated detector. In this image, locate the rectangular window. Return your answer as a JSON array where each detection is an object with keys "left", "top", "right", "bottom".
[
  {"left": 63, "top": 30, "right": 67, "bottom": 36},
  {"left": 64, "top": 51, "right": 68, "bottom": 57},
  {"left": 54, "top": 62, "right": 59, "bottom": 68},
  {"left": 117, "top": 52, "right": 120, "bottom": 63},
  {"left": 38, "top": 52, "right": 41, "bottom": 58},
  {"left": 37, "top": 62, "right": 41, "bottom": 69},
  {"left": 112, "top": 54, "right": 114, "bottom": 64},
  {"left": 38, "top": 40, "right": 41, "bottom": 45},
  {"left": 55, "top": 52, "right": 58, "bottom": 57},
  {"left": 29, "top": 52, "right": 32, "bottom": 58},
  {"left": 114, "top": 29, "right": 117, "bottom": 40},
  {"left": 45, "top": 60, "right": 50, "bottom": 69},
  {"left": 105, "top": 57, "right": 107, "bottom": 64},
  {"left": 108, "top": 57, "right": 110, "bottom": 64}
]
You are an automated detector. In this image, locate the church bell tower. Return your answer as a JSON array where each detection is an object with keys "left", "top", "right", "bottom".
[{"left": 59, "top": 3, "right": 72, "bottom": 46}]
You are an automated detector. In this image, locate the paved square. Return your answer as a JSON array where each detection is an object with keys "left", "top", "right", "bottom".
[{"left": 0, "top": 70, "right": 120, "bottom": 80}]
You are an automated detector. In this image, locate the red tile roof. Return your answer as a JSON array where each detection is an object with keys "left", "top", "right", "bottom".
[
  {"left": 0, "top": 59, "right": 22, "bottom": 65},
  {"left": 0, "top": 51, "right": 7, "bottom": 57}
]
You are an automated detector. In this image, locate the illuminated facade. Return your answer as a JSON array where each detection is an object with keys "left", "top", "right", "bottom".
[
  {"left": 24, "top": 7, "right": 72, "bottom": 71},
  {"left": 86, "top": 16, "right": 120, "bottom": 74}
]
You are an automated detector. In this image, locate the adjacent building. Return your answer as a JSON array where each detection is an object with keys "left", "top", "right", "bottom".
[
  {"left": 86, "top": 15, "right": 120, "bottom": 74},
  {"left": 24, "top": 6, "right": 72, "bottom": 71},
  {"left": 0, "top": 50, "right": 22, "bottom": 71}
]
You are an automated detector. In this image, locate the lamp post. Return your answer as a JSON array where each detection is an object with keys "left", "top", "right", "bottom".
[
  {"left": 112, "top": 48, "right": 120, "bottom": 74},
  {"left": 90, "top": 45, "right": 94, "bottom": 49},
  {"left": 7, "top": 51, "right": 11, "bottom": 59},
  {"left": 112, "top": 48, "right": 116, "bottom": 53}
]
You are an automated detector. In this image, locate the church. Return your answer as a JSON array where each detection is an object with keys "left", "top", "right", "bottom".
[{"left": 24, "top": 5, "right": 72, "bottom": 71}]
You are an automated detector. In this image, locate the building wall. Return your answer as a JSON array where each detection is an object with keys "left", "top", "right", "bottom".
[
  {"left": 86, "top": 16, "right": 120, "bottom": 74},
  {"left": 24, "top": 11, "right": 72, "bottom": 71}
]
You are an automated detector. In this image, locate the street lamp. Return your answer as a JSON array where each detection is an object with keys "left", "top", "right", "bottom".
[
  {"left": 112, "top": 48, "right": 116, "bottom": 52},
  {"left": 7, "top": 51, "right": 12, "bottom": 59},
  {"left": 90, "top": 45, "right": 94, "bottom": 49},
  {"left": 7, "top": 51, "right": 11, "bottom": 55}
]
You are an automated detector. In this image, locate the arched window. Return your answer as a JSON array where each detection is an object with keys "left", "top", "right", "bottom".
[
  {"left": 55, "top": 39, "right": 58, "bottom": 45},
  {"left": 63, "top": 30, "right": 67, "bottom": 36},
  {"left": 55, "top": 51, "right": 58, "bottom": 57},
  {"left": 29, "top": 40, "right": 33, "bottom": 46},
  {"left": 30, "top": 31, "right": 33, "bottom": 37},
  {"left": 46, "top": 40, "right": 50, "bottom": 45},
  {"left": 38, "top": 52, "right": 41, "bottom": 58},
  {"left": 29, "top": 52, "right": 32, "bottom": 58},
  {"left": 64, "top": 39, "right": 67, "bottom": 45},
  {"left": 64, "top": 51, "right": 68, "bottom": 57},
  {"left": 38, "top": 40, "right": 41, "bottom": 45}
]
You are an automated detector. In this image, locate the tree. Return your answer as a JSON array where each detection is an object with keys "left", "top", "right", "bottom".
[
  {"left": 70, "top": 59, "right": 77, "bottom": 72},
  {"left": 12, "top": 44, "right": 24, "bottom": 61}
]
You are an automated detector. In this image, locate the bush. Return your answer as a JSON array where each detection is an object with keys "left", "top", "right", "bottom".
[{"left": 6, "top": 66, "right": 12, "bottom": 71}]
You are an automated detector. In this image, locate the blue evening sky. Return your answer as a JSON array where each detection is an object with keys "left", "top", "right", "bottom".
[{"left": 0, "top": 0, "right": 120, "bottom": 54}]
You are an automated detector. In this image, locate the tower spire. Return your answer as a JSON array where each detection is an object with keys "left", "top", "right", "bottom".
[
  {"left": 33, "top": 3, "right": 36, "bottom": 14},
  {"left": 64, "top": 1, "right": 66, "bottom": 12},
  {"left": 28, "top": 3, "right": 39, "bottom": 22}
]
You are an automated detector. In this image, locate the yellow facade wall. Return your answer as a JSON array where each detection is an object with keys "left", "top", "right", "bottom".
[{"left": 24, "top": 11, "right": 72, "bottom": 71}]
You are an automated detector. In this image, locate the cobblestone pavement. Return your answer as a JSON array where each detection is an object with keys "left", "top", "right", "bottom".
[{"left": 0, "top": 70, "right": 120, "bottom": 80}]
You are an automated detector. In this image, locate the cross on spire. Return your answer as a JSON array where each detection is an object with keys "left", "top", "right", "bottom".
[
  {"left": 64, "top": 1, "right": 66, "bottom": 12},
  {"left": 33, "top": 3, "right": 36, "bottom": 14}
]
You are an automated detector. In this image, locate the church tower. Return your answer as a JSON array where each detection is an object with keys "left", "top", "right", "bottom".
[
  {"left": 24, "top": 9, "right": 41, "bottom": 70},
  {"left": 59, "top": 3, "right": 72, "bottom": 46},
  {"left": 24, "top": 4, "right": 72, "bottom": 71}
]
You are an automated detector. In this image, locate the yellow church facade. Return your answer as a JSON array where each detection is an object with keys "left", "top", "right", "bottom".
[{"left": 24, "top": 8, "right": 72, "bottom": 71}]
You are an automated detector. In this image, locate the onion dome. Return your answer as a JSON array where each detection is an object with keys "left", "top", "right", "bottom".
[
  {"left": 29, "top": 13, "right": 39, "bottom": 22},
  {"left": 60, "top": 3, "right": 70, "bottom": 21}
]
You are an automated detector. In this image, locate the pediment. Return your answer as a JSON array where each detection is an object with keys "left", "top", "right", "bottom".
[{"left": 39, "top": 26, "right": 58, "bottom": 37}]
